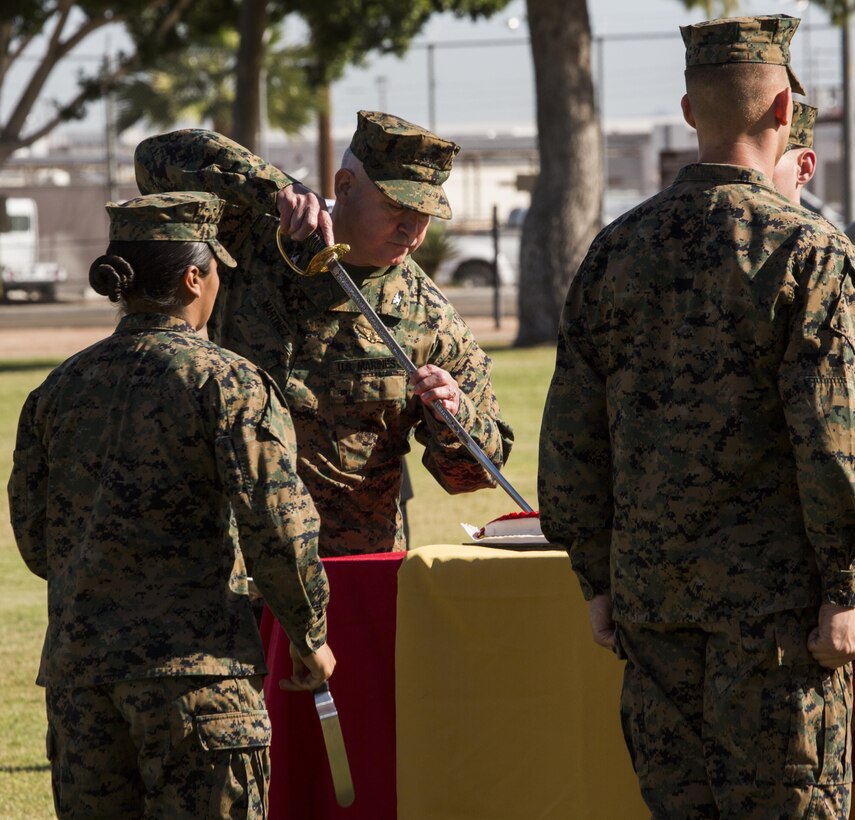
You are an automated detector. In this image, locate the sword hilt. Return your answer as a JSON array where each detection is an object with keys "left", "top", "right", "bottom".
[{"left": 276, "top": 228, "right": 350, "bottom": 277}]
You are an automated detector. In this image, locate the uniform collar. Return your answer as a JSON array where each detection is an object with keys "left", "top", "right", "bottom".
[
  {"left": 114, "top": 312, "right": 197, "bottom": 335},
  {"left": 674, "top": 163, "right": 776, "bottom": 191},
  {"left": 297, "top": 262, "right": 412, "bottom": 320}
]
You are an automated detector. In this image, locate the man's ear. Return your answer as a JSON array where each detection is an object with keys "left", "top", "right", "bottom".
[
  {"left": 681, "top": 94, "right": 696, "bottom": 130},
  {"left": 334, "top": 168, "right": 353, "bottom": 200},
  {"left": 773, "top": 86, "right": 792, "bottom": 127},
  {"left": 797, "top": 148, "right": 817, "bottom": 188},
  {"left": 182, "top": 264, "right": 203, "bottom": 302}
]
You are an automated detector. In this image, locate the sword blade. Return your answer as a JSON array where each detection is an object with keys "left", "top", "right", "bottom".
[
  {"left": 305, "top": 235, "right": 532, "bottom": 513},
  {"left": 313, "top": 683, "right": 355, "bottom": 807}
]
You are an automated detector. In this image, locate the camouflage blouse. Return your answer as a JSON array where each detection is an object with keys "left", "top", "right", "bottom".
[
  {"left": 9, "top": 313, "right": 328, "bottom": 685},
  {"left": 540, "top": 164, "right": 855, "bottom": 623}
]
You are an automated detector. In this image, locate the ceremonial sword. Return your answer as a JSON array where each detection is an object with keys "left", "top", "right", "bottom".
[{"left": 276, "top": 228, "right": 533, "bottom": 513}]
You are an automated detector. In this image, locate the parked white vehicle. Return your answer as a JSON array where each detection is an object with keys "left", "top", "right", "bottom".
[
  {"left": 0, "top": 197, "right": 66, "bottom": 301},
  {"left": 435, "top": 228, "right": 520, "bottom": 287}
]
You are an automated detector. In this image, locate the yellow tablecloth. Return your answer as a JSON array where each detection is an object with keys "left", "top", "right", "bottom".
[{"left": 395, "top": 544, "right": 647, "bottom": 820}]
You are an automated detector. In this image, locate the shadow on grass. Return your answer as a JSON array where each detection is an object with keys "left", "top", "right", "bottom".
[
  {"left": 0, "top": 763, "right": 50, "bottom": 773},
  {"left": 0, "top": 360, "right": 60, "bottom": 373}
]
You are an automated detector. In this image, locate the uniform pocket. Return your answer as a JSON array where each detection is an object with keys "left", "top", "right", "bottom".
[
  {"left": 329, "top": 365, "right": 407, "bottom": 473},
  {"left": 193, "top": 711, "right": 272, "bottom": 819},
  {"left": 194, "top": 710, "right": 272, "bottom": 751},
  {"left": 755, "top": 616, "right": 853, "bottom": 786},
  {"left": 781, "top": 663, "right": 853, "bottom": 786}
]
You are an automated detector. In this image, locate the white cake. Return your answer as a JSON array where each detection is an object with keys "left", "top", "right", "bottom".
[{"left": 476, "top": 511, "right": 543, "bottom": 540}]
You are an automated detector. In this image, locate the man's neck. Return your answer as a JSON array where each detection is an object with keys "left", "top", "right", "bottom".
[{"left": 696, "top": 137, "right": 780, "bottom": 180}]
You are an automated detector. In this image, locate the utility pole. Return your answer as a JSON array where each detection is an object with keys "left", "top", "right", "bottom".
[
  {"left": 104, "top": 45, "right": 119, "bottom": 204},
  {"left": 427, "top": 43, "right": 436, "bottom": 131},
  {"left": 376, "top": 76, "right": 388, "bottom": 111},
  {"left": 844, "top": 12, "right": 855, "bottom": 223}
]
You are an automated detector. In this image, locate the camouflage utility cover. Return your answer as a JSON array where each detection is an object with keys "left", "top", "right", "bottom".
[
  {"left": 107, "top": 191, "right": 237, "bottom": 268},
  {"left": 350, "top": 110, "right": 460, "bottom": 220},
  {"left": 787, "top": 100, "right": 817, "bottom": 151},
  {"left": 539, "top": 163, "right": 855, "bottom": 622},
  {"left": 681, "top": 14, "right": 805, "bottom": 94},
  {"left": 134, "top": 130, "right": 512, "bottom": 557},
  {"left": 8, "top": 313, "right": 328, "bottom": 685}
]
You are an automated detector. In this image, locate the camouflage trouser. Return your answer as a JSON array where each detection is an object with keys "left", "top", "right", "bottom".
[
  {"left": 616, "top": 609, "right": 852, "bottom": 819},
  {"left": 45, "top": 675, "right": 271, "bottom": 819}
]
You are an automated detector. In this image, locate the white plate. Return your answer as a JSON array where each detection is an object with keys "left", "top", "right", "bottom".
[{"left": 465, "top": 534, "right": 550, "bottom": 546}]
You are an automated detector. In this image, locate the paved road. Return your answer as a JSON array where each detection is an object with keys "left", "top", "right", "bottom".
[{"left": 0, "top": 286, "right": 518, "bottom": 329}]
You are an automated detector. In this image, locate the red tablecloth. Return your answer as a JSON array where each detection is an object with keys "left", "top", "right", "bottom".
[{"left": 260, "top": 552, "right": 405, "bottom": 820}]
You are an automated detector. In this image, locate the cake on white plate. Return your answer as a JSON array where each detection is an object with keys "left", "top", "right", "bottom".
[{"left": 461, "top": 511, "right": 550, "bottom": 546}]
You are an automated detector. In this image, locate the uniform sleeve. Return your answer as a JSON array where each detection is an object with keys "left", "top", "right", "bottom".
[
  {"left": 7, "top": 389, "right": 49, "bottom": 580},
  {"left": 778, "top": 238, "right": 855, "bottom": 606},
  {"left": 212, "top": 364, "right": 329, "bottom": 656},
  {"left": 134, "top": 128, "right": 297, "bottom": 216},
  {"left": 538, "top": 257, "right": 613, "bottom": 601},
  {"left": 414, "top": 307, "right": 514, "bottom": 494}
]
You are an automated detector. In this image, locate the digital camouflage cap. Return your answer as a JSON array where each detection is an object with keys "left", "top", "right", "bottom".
[
  {"left": 680, "top": 14, "right": 805, "bottom": 95},
  {"left": 106, "top": 192, "right": 236, "bottom": 268},
  {"left": 787, "top": 100, "right": 817, "bottom": 151},
  {"left": 349, "top": 110, "right": 460, "bottom": 220}
]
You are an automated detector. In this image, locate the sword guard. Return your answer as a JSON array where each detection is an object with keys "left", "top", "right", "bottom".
[{"left": 276, "top": 227, "right": 350, "bottom": 277}]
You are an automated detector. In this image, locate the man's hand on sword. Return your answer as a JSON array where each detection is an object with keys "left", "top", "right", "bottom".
[{"left": 277, "top": 184, "right": 334, "bottom": 245}]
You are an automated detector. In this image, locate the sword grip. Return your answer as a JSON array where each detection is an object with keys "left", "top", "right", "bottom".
[{"left": 304, "top": 230, "right": 328, "bottom": 256}]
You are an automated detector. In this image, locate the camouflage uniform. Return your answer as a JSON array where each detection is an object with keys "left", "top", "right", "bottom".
[
  {"left": 539, "top": 16, "right": 854, "bottom": 819},
  {"left": 134, "top": 113, "right": 514, "bottom": 557},
  {"left": 8, "top": 193, "right": 329, "bottom": 818}
]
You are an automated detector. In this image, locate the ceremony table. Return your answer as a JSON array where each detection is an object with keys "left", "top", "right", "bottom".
[{"left": 260, "top": 545, "right": 647, "bottom": 820}]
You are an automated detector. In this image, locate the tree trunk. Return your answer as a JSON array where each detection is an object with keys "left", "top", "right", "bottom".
[
  {"left": 317, "top": 83, "right": 334, "bottom": 199},
  {"left": 232, "top": 0, "right": 267, "bottom": 151},
  {"left": 516, "top": 0, "right": 602, "bottom": 347}
]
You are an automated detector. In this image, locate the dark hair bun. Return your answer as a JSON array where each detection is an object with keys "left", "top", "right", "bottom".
[{"left": 88, "top": 254, "right": 135, "bottom": 302}]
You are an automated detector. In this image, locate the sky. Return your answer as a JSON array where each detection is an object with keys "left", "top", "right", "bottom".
[{"left": 2, "top": 0, "right": 842, "bottom": 145}]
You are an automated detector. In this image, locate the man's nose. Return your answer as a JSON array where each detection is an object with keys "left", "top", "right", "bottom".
[{"left": 399, "top": 211, "right": 428, "bottom": 236}]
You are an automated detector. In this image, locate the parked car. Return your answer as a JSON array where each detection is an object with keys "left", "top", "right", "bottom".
[{"left": 431, "top": 223, "right": 520, "bottom": 287}]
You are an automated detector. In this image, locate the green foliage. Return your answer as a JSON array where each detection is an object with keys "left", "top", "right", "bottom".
[
  {"left": 281, "top": 0, "right": 513, "bottom": 87},
  {"left": 114, "top": 28, "right": 318, "bottom": 137},
  {"left": 808, "top": 0, "right": 855, "bottom": 25},
  {"left": 677, "top": 0, "right": 742, "bottom": 16},
  {"left": 410, "top": 222, "right": 459, "bottom": 278},
  {"left": 0, "top": 1, "right": 239, "bottom": 162}
]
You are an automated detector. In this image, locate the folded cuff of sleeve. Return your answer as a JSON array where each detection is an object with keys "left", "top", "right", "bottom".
[
  {"left": 269, "top": 180, "right": 294, "bottom": 217},
  {"left": 823, "top": 571, "right": 855, "bottom": 607},
  {"left": 570, "top": 548, "right": 611, "bottom": 602},
  {"left": 290, "top": 613, "right": 327, "bottom": 657}
]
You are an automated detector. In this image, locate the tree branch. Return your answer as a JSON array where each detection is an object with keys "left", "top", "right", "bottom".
[
  {"left": 12, "top": 60, "right": 131, "bottom": 153},
  {"left": 155, "top": 0, "right": 195, "bottom": 38}
]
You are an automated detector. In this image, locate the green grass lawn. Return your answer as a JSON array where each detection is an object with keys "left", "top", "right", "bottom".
[{"left": 0, "top": 342, "right": 556, "bottom": 816}]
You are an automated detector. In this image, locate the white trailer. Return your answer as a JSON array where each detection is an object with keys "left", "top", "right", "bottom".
[{"left": 0, "top": 196, "right": 66, "bottom": 301}]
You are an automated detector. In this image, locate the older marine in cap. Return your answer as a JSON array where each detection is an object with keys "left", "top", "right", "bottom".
[
  {"left": 8, "top": 192, "right": 334, "bottom": 817},
  {"left": 134, "top": 113, "right": 513, "bottom": 557},
  {"left": 773, "top": 99, "right": 818, "bottom": 204},
  {"left": 539, "top": 13, "right": 855, "bottom": 818}
]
